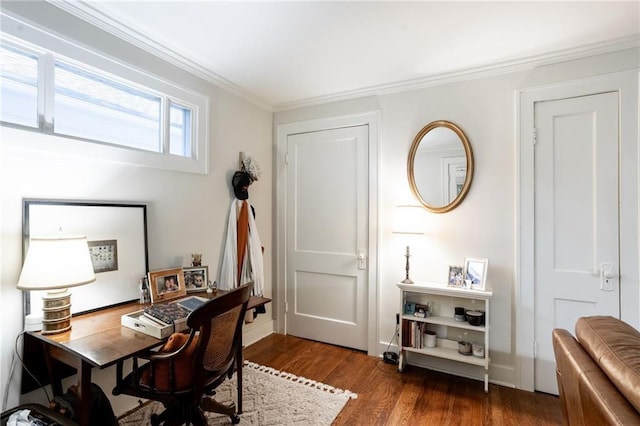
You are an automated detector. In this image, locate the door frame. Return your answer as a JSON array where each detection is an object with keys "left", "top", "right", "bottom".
[
  {"left": 516, "top": 70, "right": 639, "bottom": 391},
  {"left": 275, "top": 111, "right": 380, "bottom": 356}
]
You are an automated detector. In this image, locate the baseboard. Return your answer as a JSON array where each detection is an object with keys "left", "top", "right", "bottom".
[{"left": 243, "top": 318, "right": 275, "bottom": 347}]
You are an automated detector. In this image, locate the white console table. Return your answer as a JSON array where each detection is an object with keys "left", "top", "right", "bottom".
[{"left": 397, "top": 281, "right": 492, "bottom": 392}]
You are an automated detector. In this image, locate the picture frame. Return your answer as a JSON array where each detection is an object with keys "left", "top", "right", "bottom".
[
  {"left": 464, "top": 257, "right": 489, "bottom": 290},
  {"left": 148, "top": 268, "right": 187, "bottom": 303},
  {"left": 447, "top": 265, "right": 464, "bottom": 287},
  {"left": 23, "top": 199, "right": 148, "bottom": 315},
  {"left": 404, "top": 301, "right": 416, "bottom": 316},
  {"left": 414, "top": 303, "right": 428, "bottom": 318},
  {"left": 183, "top": 266, "right": 209, "bottom": 293}
]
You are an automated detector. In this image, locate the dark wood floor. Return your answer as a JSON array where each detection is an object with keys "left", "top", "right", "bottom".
[{"left": 243, "top": 333, "right": 562, "bottom": 426}]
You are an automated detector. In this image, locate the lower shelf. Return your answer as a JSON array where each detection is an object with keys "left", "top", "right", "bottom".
[{"left": 402, "top": 338, "right": 488, "bottom": 367}]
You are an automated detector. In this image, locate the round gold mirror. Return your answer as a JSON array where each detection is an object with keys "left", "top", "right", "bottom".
[{"left": 408, "top": 120, "right": 474, "bottom": 213}]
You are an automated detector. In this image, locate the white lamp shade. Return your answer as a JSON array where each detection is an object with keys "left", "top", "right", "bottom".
[
  {"left": 392, "top": 205, "right": 425, "bottom": 234},
  {"left": 17, "top": 236, "right": 96, "bottom": 290}
]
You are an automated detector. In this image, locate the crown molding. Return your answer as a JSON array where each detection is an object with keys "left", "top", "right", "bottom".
[
  {"left": 47, "top": 0, "right": 274, "bottom": 111},
  {"left": 274, "top": 35, "right": 640, "bottom": 111},
  {"left": 44, "top": 1, "right": 639, "bottom": 113}
]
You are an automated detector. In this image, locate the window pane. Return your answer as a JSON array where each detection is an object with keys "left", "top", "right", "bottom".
[
  {"left": 169, "top": 102, "right": 192, "bottom": 157},
  {"left": 1, "top": 44, "right": 38, "bottom": 127},
  {"left": 54, "top": 61, "right": 161, "bottom": 151}
]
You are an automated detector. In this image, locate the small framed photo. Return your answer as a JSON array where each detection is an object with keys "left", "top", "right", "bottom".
[
  {"left": 184, "top": 266, "right": 209, "bottom": 293},
  {"left": 404, "top": 301, "right": 416, "bottom": 316},
  {"left": 464, "top": 257, "right": 489, "bottom": 290},
  {"left": 414, "top": 303, "right": 428, "bottom": 318},
  {"left": 148, "top": 268, "right": 187, "bottom": 303},
  {"left": 448, "top": 265, "right": 464, "bottom": 287}
]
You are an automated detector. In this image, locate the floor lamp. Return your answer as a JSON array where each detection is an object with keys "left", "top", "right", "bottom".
[
  {"left": 17, "top": 236, "right": 96, "bottom": 334},
  {"left": 392, "top": 205, "right": 424, "bottom": 284}
]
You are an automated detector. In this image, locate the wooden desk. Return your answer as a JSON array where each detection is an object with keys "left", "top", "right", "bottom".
[{"left": 26, "top": 293, "right": 270, "bottom": 426}]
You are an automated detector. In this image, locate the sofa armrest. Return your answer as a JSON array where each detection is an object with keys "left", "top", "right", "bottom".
[
  {"left": 553, "top": 328, "right": 590, "bottom": 425},
  {"left": 576, "top": 316, "right": 640, "bottom": 413}
]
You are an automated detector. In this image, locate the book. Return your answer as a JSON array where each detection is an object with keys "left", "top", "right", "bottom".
[
  {"left": 143, "top": 303, "right": 190, "bottom": 325},
  {"left": 177, "top": 296, "right": 208, "bottom": 312}
]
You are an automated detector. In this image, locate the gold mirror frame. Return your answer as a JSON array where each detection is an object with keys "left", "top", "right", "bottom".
[{"left": 407, "top": 120, "right": 474, "bottom": 213}]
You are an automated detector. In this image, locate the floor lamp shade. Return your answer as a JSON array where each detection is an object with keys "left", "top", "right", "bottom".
[{"left": 17, "top": 236, "right": 96, "bottom": 334}]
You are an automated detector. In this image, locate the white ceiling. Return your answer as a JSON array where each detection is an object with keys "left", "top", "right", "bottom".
[{"left": 57, "top": 1, "right": 639, "bottom": 110}]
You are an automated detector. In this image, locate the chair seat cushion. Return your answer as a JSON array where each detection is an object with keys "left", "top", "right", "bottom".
[{"left": 140, "top": 332, "right": 199, "bottom": 391}]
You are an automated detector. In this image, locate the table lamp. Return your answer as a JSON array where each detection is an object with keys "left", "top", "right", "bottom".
[
  {"left": 17, "top": 236, "right": 96, "bottom": 334},
  {"left": 392, "top": 205, "right": 424, "bottom": 284}
]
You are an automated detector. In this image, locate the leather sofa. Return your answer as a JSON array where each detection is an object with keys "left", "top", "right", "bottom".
[{"left": 552, "top": 316, "right": 640, "bottom": 425}]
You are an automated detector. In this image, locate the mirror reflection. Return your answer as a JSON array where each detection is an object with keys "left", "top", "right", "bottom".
[{"left": 408, "top": 121, "right": 474, "bottom": 213}]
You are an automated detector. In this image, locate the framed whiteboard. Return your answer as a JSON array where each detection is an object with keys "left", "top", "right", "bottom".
[{"left": 22, "top": 199, "right": 149, "bottom": 315}]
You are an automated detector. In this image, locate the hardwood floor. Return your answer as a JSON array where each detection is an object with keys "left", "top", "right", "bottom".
[{"left": 243, "top": 333, "right": 562, "bottom": 426}]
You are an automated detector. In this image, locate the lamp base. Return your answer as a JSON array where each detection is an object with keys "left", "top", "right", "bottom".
[
  {"left": 41, "top": 289, "right": 72, "bottom": 335},
  {"left": 401, "top": 278, "right": 414, "bottom": 284}
]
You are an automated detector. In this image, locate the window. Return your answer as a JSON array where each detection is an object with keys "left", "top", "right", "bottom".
[
  {"left": 1, "top": 43, "right": 38, "bottom": 128},
  {"left": 1, "top": 13, "right": 208, "bottom": 174}
]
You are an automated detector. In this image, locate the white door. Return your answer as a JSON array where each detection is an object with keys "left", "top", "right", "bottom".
[
  {"left": 285, "top": 125, "right": 369, "bottom": 350},
  {"left": 534, "top": 92, "right": 620, "bottom": 394}
]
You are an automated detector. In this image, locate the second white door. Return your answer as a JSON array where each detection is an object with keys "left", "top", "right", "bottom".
[
  {"left": 285, "top": 125, "right": 369, "bottom": 351},
  {"left": 533, "top": 91, "right": 620, "bottom": 394}
]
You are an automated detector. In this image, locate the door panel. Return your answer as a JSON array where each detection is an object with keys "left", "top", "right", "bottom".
[
  {"left": 534, "top": 92, "right": 620, "bottom": 394},
  {"left": 286, "top": 125, "right": 368, "bottom": 350}
]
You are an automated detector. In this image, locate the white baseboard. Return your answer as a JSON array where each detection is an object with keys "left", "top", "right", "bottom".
[{"left": 243, "top": 318, "right": 275, "bottom": 347}]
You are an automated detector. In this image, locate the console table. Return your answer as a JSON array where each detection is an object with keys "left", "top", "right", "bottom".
[{"left": 24, "top": 292, "right": 270, "bottom": 426}]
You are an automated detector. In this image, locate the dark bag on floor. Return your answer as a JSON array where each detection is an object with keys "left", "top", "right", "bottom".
[{"left": 49, "top": 383, "right": 117, "bottom": 426}]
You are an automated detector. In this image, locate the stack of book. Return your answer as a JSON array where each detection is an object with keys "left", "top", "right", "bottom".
[{"left": 121, "top": 296, "right": 208, "bottom": 338}]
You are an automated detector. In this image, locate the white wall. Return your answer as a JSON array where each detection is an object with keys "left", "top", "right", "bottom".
[
  {"left": 0, "top": 3, "right": 273, "bottom": 416},
  {"left": 275, "top": 47, "right": 639, "bottom": 388}
]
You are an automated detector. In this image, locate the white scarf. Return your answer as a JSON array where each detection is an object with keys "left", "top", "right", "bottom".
[{"left": 220, "top": 198, "right": 264, "bottom": 296}]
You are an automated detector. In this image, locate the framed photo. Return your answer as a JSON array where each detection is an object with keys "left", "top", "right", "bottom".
[
  {"left": 464, "top": 257, "right": 489, "bottom": 290},
  {"left": 184, "top": 266, "right": 209, "bottom": 293},
  {"left": 148, "top": 268, "right": 187, "bottom": 303},
  {"left": 404, "top": 301, "right": 416, "bottom": 316},
  {"left": 23, "top": 199, "right": 148, "bottom": 315},
  {"left": 448, "top": 265, "right": 464, "bottom": 287},
  {"left": 414, "top": 303, "right": 428, "bottom": 318}
]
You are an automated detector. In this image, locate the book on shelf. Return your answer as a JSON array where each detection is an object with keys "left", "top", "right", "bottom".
[{"left": 402, "top": 319, "right": 429, "bottom": 349}]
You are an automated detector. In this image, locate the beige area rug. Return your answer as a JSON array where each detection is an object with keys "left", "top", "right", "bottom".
[{"left": 118, "top": 361, "right": 357, "bottom": 425}]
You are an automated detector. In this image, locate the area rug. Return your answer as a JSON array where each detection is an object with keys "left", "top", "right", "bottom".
[{"left": 118, "top": 361, "right": 357, "bottom": 425}]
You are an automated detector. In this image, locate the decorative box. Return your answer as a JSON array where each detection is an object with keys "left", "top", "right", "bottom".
[{"left": 121, "top": 309, "right": 188, "bottom": 339}]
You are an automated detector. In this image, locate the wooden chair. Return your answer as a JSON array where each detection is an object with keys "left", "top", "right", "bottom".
[{"left": 113, "top": 283, "right": 253, "bottom": 425}]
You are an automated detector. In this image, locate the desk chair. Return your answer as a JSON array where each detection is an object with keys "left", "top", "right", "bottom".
[{"left": 113, "top": 283, "right": 253, "bottom": 425}]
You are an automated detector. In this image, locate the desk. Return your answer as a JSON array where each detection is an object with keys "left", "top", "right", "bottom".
[{"left": 26, "top": 293, "right": 270, "bottom": 426}]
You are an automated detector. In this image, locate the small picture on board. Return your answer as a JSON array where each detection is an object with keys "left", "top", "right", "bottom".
[
  {"left": 448, "top": 265, "right": 464, "bottom": 287},
  {"left": 88, "top": 239, "right": 118, "bottom": 273}
]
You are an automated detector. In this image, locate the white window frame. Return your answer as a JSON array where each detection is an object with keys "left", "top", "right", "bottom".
[{"left": 1, "top": 13, "right": 209, "bottom": 175}]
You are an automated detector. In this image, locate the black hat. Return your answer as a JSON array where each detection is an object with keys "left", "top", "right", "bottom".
[{"left": 232, "top": 171, "right": 252, "bottom": 200}]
